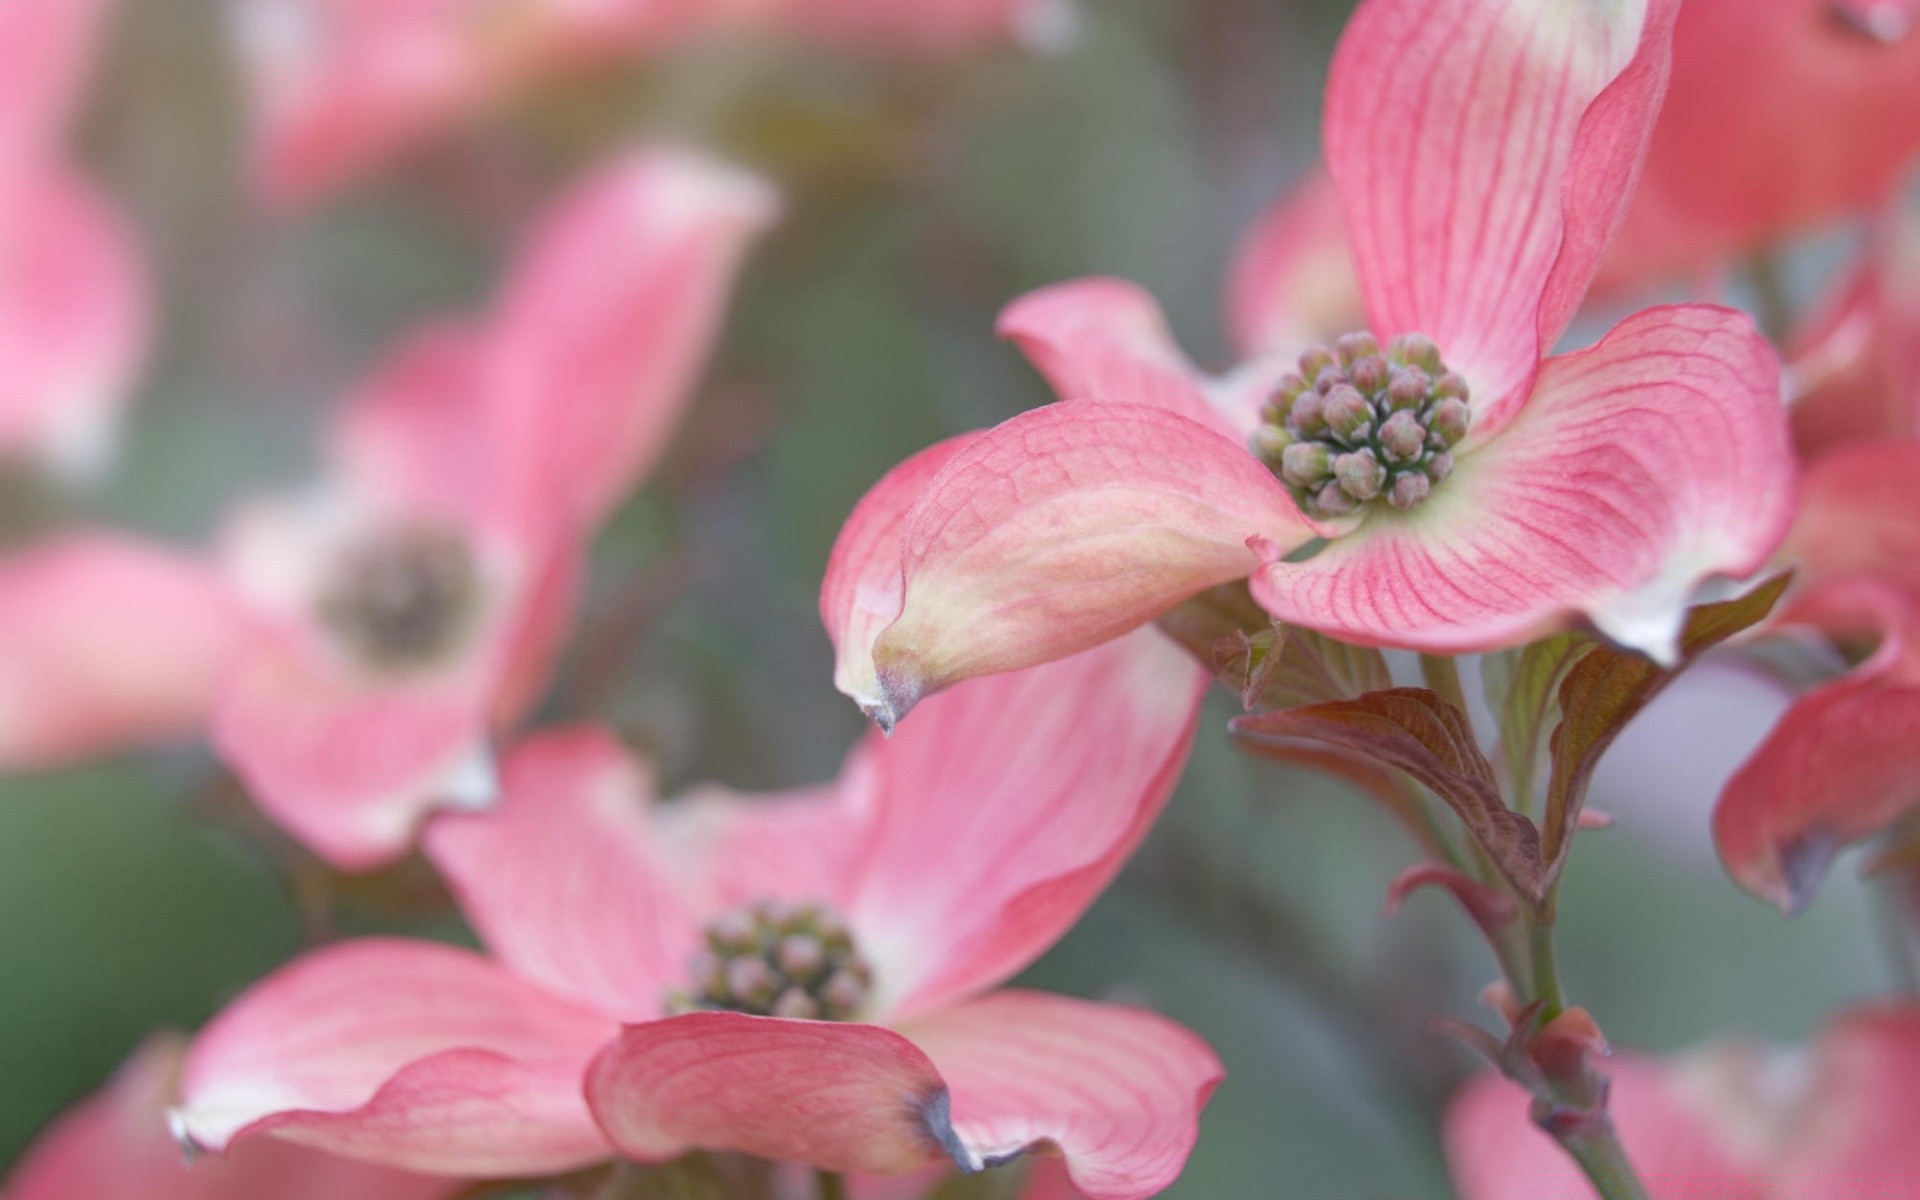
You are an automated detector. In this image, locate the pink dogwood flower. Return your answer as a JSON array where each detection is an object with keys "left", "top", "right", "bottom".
[
  {"left": 0, "top": 149, "right": 774, "bottom": 865},
  {"left": 1713, "top": 439, "right": 1920, "bottom": 912},
  {"left": 169, "top": 629, "right": 1220, "bottom": 1199},
  {"left": 0, "top": 0, "right": 147, "bottom": 482},
  {"left": 4, "top": 1038, "right": 460, "bottom": 1200},
  {"left": 824, "top": 0, "right": 1796, "bottom": 729},
  {"left": 1600, "top": 0, "right": 1920, "bottom": 290},
  {"left": 238, "top": 0, "right": 1072, "bottom": 207},
  {"left": 1447, "top": 1005, "right": 1920, "bottom": 1198}
]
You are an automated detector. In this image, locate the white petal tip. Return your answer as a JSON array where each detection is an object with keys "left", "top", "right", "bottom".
[{"left": 441, "top": 744, "right": 499, "bottom": 811}]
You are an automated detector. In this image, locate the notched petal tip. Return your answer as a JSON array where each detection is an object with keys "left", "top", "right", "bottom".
[
  {"left": 1776, "top": 831, "right": 1845, "bottom": 917},
  {"left": 163, "top": 1107, "right": 204, "bottom": 1164},
  {"left": 917, "top": 1087, "right": 982, "bottom": 1173}
]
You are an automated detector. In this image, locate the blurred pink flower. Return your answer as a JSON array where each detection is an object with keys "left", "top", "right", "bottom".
[
  {"left": 170, "top": 629, "right": 1220, "bottom": 1199},
  {"left": 1446, "top": 1005, "right": 1920, "bottom": 1198},
  {"left": 1786, "top": 214, "right": 1920, "bottom": 458},
  {"left": 1714, "top": 440, "right": 1920, "bottom": 912},
  {"left": 0, "top": 149, "right": 774, "bottom": 867},
  {"left": 824, "top": 0, "right": 1796, "bottom": 729},
  {"left": 1600, "top": 0, "right": 1920, "bottom": 290},
  {"left": 238, "top": 0, "right": 1072, "bottom": 207},
  {"left": 0, "top": 0, "right": 147, "bottom": 481},
  {"left": 3, "top": 1037, "right": 459, "bottom": 1200}
]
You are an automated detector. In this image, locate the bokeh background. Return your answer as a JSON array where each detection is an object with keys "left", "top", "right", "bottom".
[{"left": 0, "top": 0, "right": 1894, "bottom": 1194}]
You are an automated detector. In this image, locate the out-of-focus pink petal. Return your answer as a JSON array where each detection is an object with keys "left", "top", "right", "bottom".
[
  {"left": 1788, "top": 224, "right": 1920, "bottom": 456},
  {"left": 650, "top": 771, "right": 876, "bottom": 917},
  {"left": 1714, "top": 581, "right": 1920, "bottom": 913},
  {"left": 1253, "top": 306, "right": 1793, "bottom": 663},
  {"left": 0, "top": 0, "right": 109, "bottom": 178},
  {"left": 851, "top": 630, "right": 1204, "bottom": 1018},
  {"left": 775, "top": 0, "right": 1076, "bottom": 54},
  {"left": 0, "top": 169, "right": 149, "bottom": 479},
  {"left": 486, "top": 539, "right": 583, "bottom": 726},
  {"left": 1324, "top": 0, "right": 1681, "bottom": 438},
  {"left": 1448, "top": 1007, "right": 1920, "bottom": 1199},
  {"left": 4, "top": 1037, "right": 461, "bottom": 1200},
  {"left": 585, "top": 1013, "right": 952, "bottom": 1174},
  {"left": 1224, "top": 170, "right": 1359, "bottom": 361},
  {"left": 424, "top": 727, "right": 696, "bottom": 1022},
  {"left": 1601, "top": 0, "right": 1920, "bottom": 288},
  {"left": 330, "top": 323, "right": 493, "bottom": 521},
  {"left": 0, "top": 533, "right": 242, "bottom": 770},
  {"left": 238, "top": 0, "right": 711, "bottom": 206},
  {"left": 898, "top": 991, "right": 1222, "bottom": 1200},
  {"left": 996, "top": 279, "right": 1239, "bottom": 437},
  {"left": 485, "top": 148, "right": 779, "bottom": 531},
  {"left": 174, "top": 939, "right": 617, "bottom": 1176},
  {"left": 1789, "top": 440, "right": 1920, "bottom": 594},
  {"left": 821, "top": 434, "right": 982, "bottom": 719},
  {"left": 865, "top": 402, "right": 1312, "bottom": 727},
  {"left": 1444, "top": 1056, "right": 1766, "bottom": 1199},
  {"left": 210, "top": 643, "right": 494, "bottom": 870}
]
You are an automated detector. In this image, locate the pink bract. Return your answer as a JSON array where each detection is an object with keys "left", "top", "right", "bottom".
[
  {"left": 3, "top": 1038, "right": 459, "bottom": 1200},
  {"left": 823, "top": 0, "right": 1796, "bottom": 729},
  {"left": 1447, "top": 1006, "right": 1920, "bottom": 1198},
  {"left": 171, "top": 631, "right": 1221, "bottom": 1198}
]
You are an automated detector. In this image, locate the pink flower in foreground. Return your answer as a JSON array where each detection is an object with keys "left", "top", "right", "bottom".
[
  {"left": 1600, "top": 0, "right": 1920, "bottom": 289},
  {"left": 170, "top": 630, "right": 1220, "bottom": 1199},
  {"left": 0, "top": 0, "right": 147, "bottom": 481},
  {"left": 1447, "top": 1006, "right": 1920, "bottom": 1198},
  {"left": 0, "top": 149, "right": 774, "bottom": 865},
  {"left": 4, "top": 1037, "right": 458, "bottom": 1200},
  {"left": 238, "top": 0, "right": 1069, "bottom": 207},
  {"left": 824, "top": 0, "right": 1796, "bottom": 729},
  {"left": 1713, "top": 440, "right": 1920, "bottom": 912}
]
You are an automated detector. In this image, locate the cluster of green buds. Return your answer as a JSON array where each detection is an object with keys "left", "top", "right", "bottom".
[
  {"left": 317, "top": 525, "right": 480, "bottom": 672},
  {"left": 1251, "top": 331, "right": 1471, "bottom": 520},
  {"left": 667, "top": 899, "right": 874, "bottom": 1022}
]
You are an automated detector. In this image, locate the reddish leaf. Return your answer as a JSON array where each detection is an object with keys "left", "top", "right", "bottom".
[
  {"left": 1157, "top": 582, "right": 1391, "bottom": 711},
  {"left": 1233, "top": 688, "right": 1544, "bottom": 898},
  {"left": 1541, "top": 573, "right": 1792, "bottom": 887},
  {"left": 1480, "top": 633, "right": 1592, "bottom": 813}
]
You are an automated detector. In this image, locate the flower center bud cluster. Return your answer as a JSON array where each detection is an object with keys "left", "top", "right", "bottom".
[
  {"left": 668, "top": 899, "right": 874, "bottom": 1022},
  {"left": 1250, "top": 331, "right": 1471, "bottom": 520},
  {"left": 317, "top": 525, "right": 479, "bottom": 671}
]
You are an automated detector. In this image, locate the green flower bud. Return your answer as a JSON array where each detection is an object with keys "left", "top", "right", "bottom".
[
  {"left": 1312, "top": 481, "right": 1360, "bottom": 517},
  {"left": 772, "top": 989, "right": 822, "bottom": 1020},
  {"left": 1347, "top": 354, "right": 1389, "bottom": 394},
  {"left": 1386, "top": 367, "right": 1430, "bottom": 412},
  {"left": 1322, "top": 384, "right": 1373, "bottom": 440},
  {"left": 1425, "top": 452, "right": 1455, "bottom": 485},
  {"left": 1433, "top": 371, "right": 1469, "bottom": 402},
  {"left": 1298, "top": 345, "right": 1337, "bottom": 383},
  {"left": 1288, "top": 389, "right": 1328, "bottom": 437},
  {"left": 1281, "top": 442, "right": 1334, "bottom": 489},
  {"left": 1250, "top": 424, "right": 1293, "bottom": 463},
  {"left": 1388, "top": 333, "right": 1443, "bottom": 374},
  {"left": 1388, "top": 472, "right": 1432, "bottom": 511},
  {"left": 1334, "top": 450, "right": 1387, "bottom": 501},
  {"left": 1428, "top": 397, "right": 1470, "bottom": 446},
  {"left": 1336, "top": 331, "right": 1381, "bottom": 366},
  {"left": 1379, "top": 410, "right": 1427, "bottom": 462}
]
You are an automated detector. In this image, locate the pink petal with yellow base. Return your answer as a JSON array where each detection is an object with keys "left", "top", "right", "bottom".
[
  {"left": 1325, "top": 0, "right": 1682, "bottom": 438},
  {"left": 4, "top": 1038, "right": 459, "bottom": 1200},
  {"left": 173, "top": 939, "right": 618, "bottom": 1176},
  {"left": 0, "top": 533, "right": 243, "bottom": 770},
  {"left": 1253, "top": 306, "right": 1793, "bottom": 663}
]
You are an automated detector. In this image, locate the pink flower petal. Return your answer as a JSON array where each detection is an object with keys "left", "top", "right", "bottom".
[
  {"left": 0, "top": 169, "right": 149, "bottom": 479},
  {"left": 1714, "top": 580, "right": 1920, "bottom": 913},
  {"left": 329, "top": 323, "right": 495, "bottom": 523},
  {"left": 1224, "top": 170, "right": 1359, "bottom": 361},
  {"left": 585, "top": 1013, "right": 952, "bottom": 1173},
  {"left": 820, "top": 433, "right": 982, "bottom": 720},
  {"left": 866, "top": 401, "right": 1311, "bottom": 726},
  {"left": 175, "top": 938, "right": 618, "bottom": 1176},
  {"left": 1323, "top": 0, "right": 1682, "bottom": 437},
  {"left": 850, "top": 630, "right": 1205, "bottom": 1018},
  {"left": 996, "top": 278, "right": 1239, "bottom": 436},
  {"left": 1787, "top": 223, "right": 1920, "bottom": 456},
  {"left": 4, "top": 1037, "right": 460, "bottom": 1200},
  {"left": 423, "top": 727, "right": 698, "bottom": 1022},
  {"left": 485, "top": 148, "right": 779, "bottom": 531},
  {"left": 586, "top": 992, "right": 1219, "bottom": 1198},
  {"left": 898, "top": 991, "right": 1223, "bottom": 1200},
  {"left": 0, "top": 0, "right": 109, "bottom": 177},
  {"left": 1253, "top": 305, "right": 1794, "bottom": 662},
  {"left": 777, "top": 0, "right": 1073, "bottom": 54},
  {"left": 1602, "top": 0, "right": 1920, "bottom": 287},
  {"left": 1789, "top": 440, "right": 1920, "bottom": 594},
  {"left": 210, "top": 642, "right": 495, "bottom": 871},
  {"left": 650, "top": 772, "right": 876, "bottom": 917},
  {"left": 0, "top": 533, "right": 242, "bottom": 770}
]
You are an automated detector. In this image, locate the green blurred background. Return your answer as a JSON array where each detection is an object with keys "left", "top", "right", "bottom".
[{"left": 0, "top": 0, "right": 1892, "bottom": 1194}]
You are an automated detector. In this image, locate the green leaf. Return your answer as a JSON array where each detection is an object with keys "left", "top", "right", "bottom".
[
  {"left": 1481, "top": 633, "right": 1593, "bottom": 817},
  {"left": 1232, "top": 688, "right": 1544, "bottom": 898},
  {"left": 1157, "top": 582, "right": 1391, "bottom": 712},
  {"left": 1539, "top": 573, "right": 1793, "bottom": 887}
]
